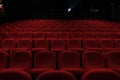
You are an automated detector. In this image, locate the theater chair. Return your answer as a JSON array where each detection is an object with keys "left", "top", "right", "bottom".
[
  {"left": 106, "top": 51, "right": 120, "bottom": 75},
  {"left": 9, "top": 51, "right": 32, "bottom": 71},
  {"left": 59, "top": 51, "right": 83, "bottom": 80},
  {"left": 82, "top": 69, "right": 120, "bottom": 80},
  {"left": 1, "top": 39, "right": 16, "bottom": 51},
  {"left": 0, "top": 50, "right": 8, "bottom": 69},
  {"left": 0, "top": 70, "right": 32, "bottom": 80},
  {"left": 30, "top": 51, "right": 56, "bottom": 79},
  {"left": 82, "top": 51, "right": 105, "bottom": 72},
  {"left": 36, "top": 71, "right": 76, "bottom": 80}
]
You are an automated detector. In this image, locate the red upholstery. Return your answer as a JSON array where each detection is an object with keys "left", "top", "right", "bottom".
[
  {"left": 46, "top": 32, "right": 57, "bottom": 40},
  {"left": 0, "top": 50, "right": 8, "bottom": 69},
  {"left": 58, "top": 32, "right": 70, "bottom": 39},
  {"left": 67, "top": 40, "right": 82, "bottom": 50},
  {"left": 59, "top": 51, "right": 83, "bottom": 80},
  {"left": 106, "top": 51, "right": 120, "bottom": 74},
  {"left": 36, "top": 71, "right": 76, "bottom": 80},
  {"left": 0, "top": 70, "right": 32, "bottom": 80},
  {"left": 21, "top": 32, "right": 33, "bottom": 39},
  {"left": 9, "top": 51, "right": 32, "bottom": 71},
  {"left": 83, "top": 39, "right": 100, "bottom": 48},
  {"left": 30, "top": 51, "right": 56, "bottom": 79},
  {"left": 83, "top": 51, "right": 105, "bottom": 71},
  {"left": 71, "top": 33, "right": 83, "bottom": 39},
  {"left": 33, "top": 32, "right": 45, "bottom": 39},
  {"left": 33, "top": 39, "right": 49, "bottom": 51},
  {"left": 114, "top": 39, "right": 120, "bottom": 48},
  {"left": 100, "top": 39, "right": 114, "bottom": 48},
  {"left": 17, "top": 39, "right": 32, "bottom": 49},
  {"left": 82, "top": 69, "right": 120, "bottom": 80},
  {"left": 51, "top": 40, "right": 65, "bottom": 51},
  {"left": 1, "top": 39, "right": 16, "bottom": 50}
]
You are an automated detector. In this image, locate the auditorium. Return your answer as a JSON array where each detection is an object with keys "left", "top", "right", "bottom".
[{"left": 0, "top": 0, "right": 120, "bottom": 80}]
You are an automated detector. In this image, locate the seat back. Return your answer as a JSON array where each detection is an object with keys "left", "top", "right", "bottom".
[
  {"left": 0, "top": 70, "right": 32, "bottom": 80},
  {"left": 83, "top": 51, "right": 105, "bottom": 71},
  {"left": 106, "top": 51, "right": 120, "bottom": 69},
  {"left": 36, "top": 71, "right": 76, "bottom": 80},
  {"left": 0, "top": 51, "right": 8, "bottom": 69},
  {"left": 34, "top": 51, "right": 56, "bottom": 69},
  {"left": 9, "top": 51, "right": 32, "bottom": 70},
  {"left": 59, "top": 51, "right": 81, "bottom": 68}
]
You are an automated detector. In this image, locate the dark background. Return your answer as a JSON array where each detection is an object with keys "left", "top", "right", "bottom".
[{"left": 2, "top": 0, "right": 120, "bottom": 21}]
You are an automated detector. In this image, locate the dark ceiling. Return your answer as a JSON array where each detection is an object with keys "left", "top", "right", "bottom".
[{"left": 2, "top": 0, "right": 120, "bottom": 20}]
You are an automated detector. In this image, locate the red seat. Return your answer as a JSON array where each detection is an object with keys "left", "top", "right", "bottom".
[
  {"left": 106, "top": 51, "right": 120, "bottom": 75},
  {"left": 1, "top": 39, "right": 16, "bottom": 50},
  {"left": 82, "top": 69, "right": 120, "bottom": 80},
  {"left": 51, "top": 40, "right": 66, "bottom": 51},
  {"left": 0, "top": 32, "right": 9, "bottom": 39},
  {"left": 82, "top": 51, "right": 105, "bottom": 72},
  {"left": 8, "top": 32, "right": 20, "bottom": 39},
  {"left": 21, "top": 32, "right": 33, "bottom": 39},
  {"left": 30, "top": 51, "right": 56, "bottom": 79},
  {"left": 36, "top": 71, "right": 76, "bottom": 80},
  {"left": 33, "top": 32, "right": 45, "bottom": 39},
  {"left": 0, "top": 70, "right": 32, "bottom": 80},
  {"left": 100, "top": 39, "right": 114, "bottom": 48},
  {"left": 17, "top": 39, "right": 32, "bottom": 49},
  {"left": 95, "top": 33, "right": 108, "bottom": 39},
  {"left": 67, "top": 40, "right": 82, "bottom": 51},
  {"left": 33, "top": 39, "right": 49, "bottom": 51},
  {"left": 71, "top": 33, "right": 83, "bottom": 39},
  {"left": 9, "top": 51, "right": 32, "bottom": 71},
  {"left": 83, "top": 39, "right": 100, "bottom": 48},
  {"left": 0, "top": 50, "right": 8, "bottom": 69},
  {"left": 84, "top": 33, "right": 95, "bottom": 38},
  {"left": 59, "top": 51, "right": 83, "bottom": 80},
  {"left": 58, "top": 32, "right": 70, "bottom": 40},
  {"left": 46, "top": 32, "right": 57, "bottom": 40},
  {"left": 114, "top": 39, "right": 120, "bottom": 48}
]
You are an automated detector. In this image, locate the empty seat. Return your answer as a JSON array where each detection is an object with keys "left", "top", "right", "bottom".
[
  {"left": 83, "top": 39, "right": 100, "bottom": 48},
  {"left": 108, "top": 33, "right": 119, "bottom": 39},
  {"left": 17, "top": 39, "right": 32, "bottom": 49},
  {"left": 82, "top": 69, "right": 120, "bottom": 80},
  {"left": 59, "top": 51, "right": 83, "bottom": 80},
  {"left": 67, "top": 40, "right": 82, "bottom": 50},
  {"left": 82, "top": 51, "right": 105, "bottom": 71},
  {"left": 0, "top": 70, "right": 32, "bottom": 80},
  {"left": 71, "top": 33, "right": 83, "bottom": 39},
  {"left": 33, "top": 32, "right": 45, "bottom": 39},
  {"left": 33, "top": 39, "right": 49, "bottom": 51},
  {"left": 8, "top": 32, "right": 20, "bottom": 39},
  {"left": 58, "top": 32, "right": 70, "bottom": 40},
  {"left": 1, "top": 39, "right": 16, "bottom": 50},
  {"left": 114, "top": 39, "right": 120, "bottom": 48},
  {"left": 30, "top": 51, "right": 56, "bottom": 79},
  {"left": 21, "top": 32, "right": 33, "bottom": 39},
  {"left": 9, "top": 51, "right": 32, "bottom": 71},
  {"left": 0, "top": 32, "right": 9, "bottom": 39},
  {"left": 0, "top": 50, "right": 8, "bottom": 69},
  {"left": 46, "top": 32, "right": 57, "bottom": 40},
  {"left": 51, "top": 40, "right": 66, "bottom": 51},
  {"left": 36, "top": 71, "right": 76, "bottom": 80},
  {"left": 106, "top": 51, "right": 120, "bottom": 74},
  {"left": 84, "top": 33, "right": 95, "bottom": 38},
  {"left": 95, "top": 33, "right": 108, "bottom": 38},
  {"left": 100, "top": 39, "right": 114, "bottom": 48}
]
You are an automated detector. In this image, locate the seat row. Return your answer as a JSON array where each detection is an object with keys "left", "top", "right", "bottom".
[
  {"left": 1, "top": 32, "right": 120, "bottom": 39},
  {"left": 0, "top": 70, "right": 120, "bottom": 80},
  {"left": 0, "top": 39, "right": 120, "bottom": 51},
  {"left": 0, "top": 50, "right": 120, "bottom": 79}
]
